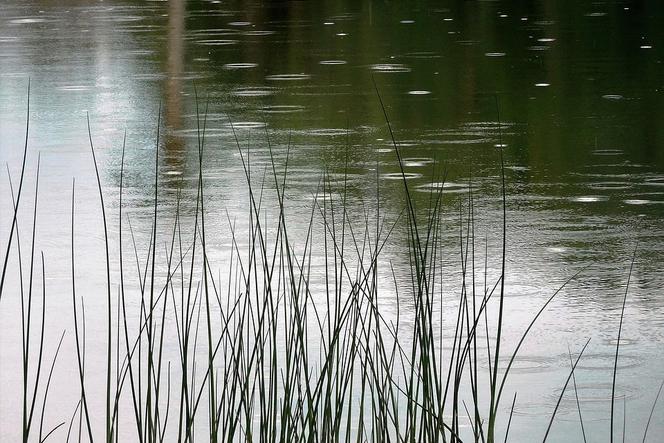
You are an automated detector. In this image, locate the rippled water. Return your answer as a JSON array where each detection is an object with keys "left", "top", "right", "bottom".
[{"left": 1, "top": 0, "right": 664, "bottom": 441}]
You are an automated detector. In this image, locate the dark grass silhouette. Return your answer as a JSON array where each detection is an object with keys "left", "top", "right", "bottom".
[{"left": 0, "top": 84, "right": 660, "bottom": 442}]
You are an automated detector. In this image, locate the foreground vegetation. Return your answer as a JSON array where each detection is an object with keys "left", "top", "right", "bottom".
[{"left": 1, "top": 85, "right": 661, "bottom": 442}]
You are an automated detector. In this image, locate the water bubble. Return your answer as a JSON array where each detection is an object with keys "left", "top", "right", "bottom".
[
  {"left": 495, "top": 356, "right": 557, "bottom": 374},
  {"left": 265, "top": 73, "right": 311, "bottom": 81},
  {"left": 9, "top": 18, "right": 46, "bottom": 24},
  {"left": 224, "top": 121, "right": 266, "bottom": 130},
  {"left": 592, "top": 149, "right": 623, "bottom": 155},
  {"left": 243, "top": 30, "right": 275, "bottom": 36},
  {"left": 577, "top": 353, "right": 642, "bottom": 371},
  {"left": 570, "top": 196, "right": 609, "bottom": 203},
  {"left": 382, "top": 172, "right": 422, "bottom": 180},
  {"left": 57, "top": 85, "right": 91, "bottom": 92},
  {"left": 485, "top": 52, "right": 506, "bottom": 57},
  {"left": 402, "top": 157, "right": 435, "bottom": 167},
  {"left": 319, "top": 60, "right": 347, "bottom": 65},
  {"left": 407, "top": 90, "right": 431, "bottom": 95},
  {"left": 223, "top": 63, "right": 258, "bottom": 70},
  {"left": 535, "top": 83, "right": 550, "bottom": 87},
  {"left": 370, "top": 64, "right": 411, "bottom": 73},
  {"left": 196, "top": 39, "right": 238, "bottom": 46}
]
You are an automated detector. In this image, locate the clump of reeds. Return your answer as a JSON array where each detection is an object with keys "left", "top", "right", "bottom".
[{"left": 0, "top": 82, "right": 661, "bottom": 443}]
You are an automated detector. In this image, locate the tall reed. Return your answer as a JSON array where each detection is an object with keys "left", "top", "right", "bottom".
[{"left": 0, "top": 84, "right": 660, "bottom": 442}]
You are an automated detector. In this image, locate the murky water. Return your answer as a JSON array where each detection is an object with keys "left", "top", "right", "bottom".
[{"left": 1, "top": 0, "right": 664, "bottom": 441}]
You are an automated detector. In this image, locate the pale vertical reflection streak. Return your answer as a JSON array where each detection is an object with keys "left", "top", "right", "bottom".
[{"left": 165, "top": 0, "right": 185, "bottom": 160}]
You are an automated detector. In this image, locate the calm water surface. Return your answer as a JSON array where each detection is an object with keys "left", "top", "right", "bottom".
[{"left": 1, "top": 0, "right": 664, "bottom": 441}]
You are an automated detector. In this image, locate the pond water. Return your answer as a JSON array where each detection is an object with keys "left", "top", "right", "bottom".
[{"left": 1, "top": 0, "right": 664, "bottom": 441}]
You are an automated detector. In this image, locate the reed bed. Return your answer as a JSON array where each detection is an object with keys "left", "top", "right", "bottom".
[{"left": 0, "top": 85, "right": 660, "bottom": 443}]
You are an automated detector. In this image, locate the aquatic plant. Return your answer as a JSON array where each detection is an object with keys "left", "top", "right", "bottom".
[{"left": 0, "top": 85, "right": 660, "bottom": 443}]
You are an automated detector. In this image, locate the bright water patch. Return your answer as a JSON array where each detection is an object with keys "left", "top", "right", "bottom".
[
  {"left": 402, "top": 157, "right": 435, "bottom": 167},
  {"left": 9, "top": 17, "right": 47, "bottom": 24},
  {"left": 644, "top": 177, "right": 664, "bottom": 186},
  {"left": 57, "top": 85, "right": 92, "bottom": 92},
  {"left": 370, "top": 64, "right": 411, "bottom": 73},
  {"left": 624, "top": 199, "right": 657, "bottom": 205},
  {"left": 570, "top": 196, "right": 609, "bottom": 203},
  {"left": 224, "top": 121, "right": 266, "bottom": 130}
]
